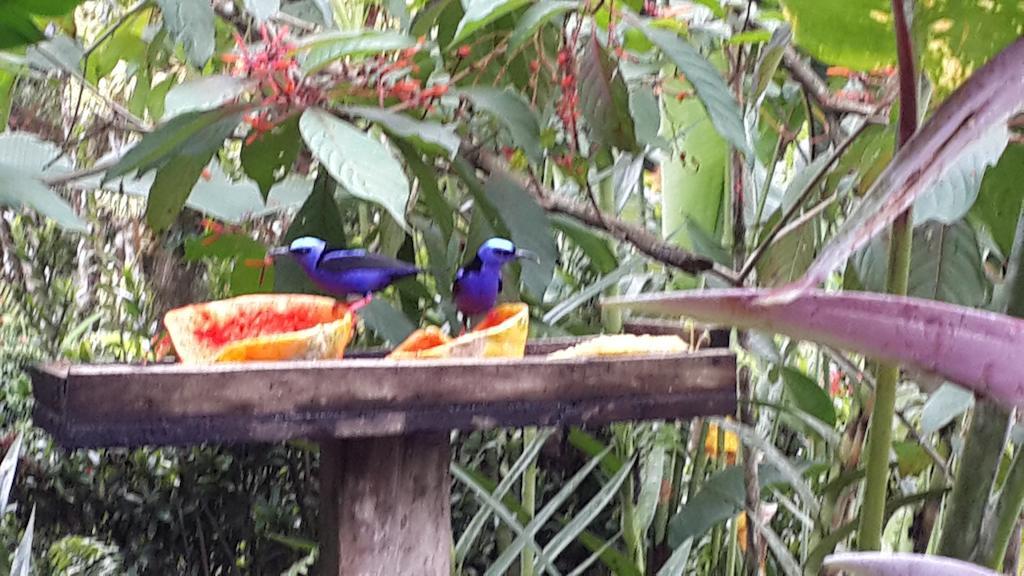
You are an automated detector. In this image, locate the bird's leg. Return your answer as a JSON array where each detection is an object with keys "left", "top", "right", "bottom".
[{"left": 348, "top": 294, "right": 373, "bottom": 312}]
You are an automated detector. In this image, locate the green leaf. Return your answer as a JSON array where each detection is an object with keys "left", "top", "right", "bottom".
[
  {"left": 756, "top": 210, "right": 816, "bottom": 287},
  {"left": 913, "top": 123, "right": 1009, "bottom": 225},
  {"left": 359, "top": 298, "right": 416, "bottom": 344},
  {"left": 919, "top": 0, "right": 1024, "bottom": 96},
  {"left": 274, "top": 174, "right": 346, "bottom": 294},
  {"left": 0, "top": 133, "right": 84, "bottom": 231},
  {"left": 780, "top": 0, "right": 895, "bottom": 71},
  {"left": 299, "top": 107, "right": 412, "bottom": 228},
  {"left": 411, "top": 0, "right": 457, "bottom": 37},
  {"left": 781, "top": 366, "right": 836, "bottom": 426},
  {"left": 970, "top": 145, "right": 1024, "bottom": 256},
  {"left": 344, "top": 106, "right": 460, "bottom": 158},
  {"left": 104, "top": 105, "right": 244, "bottom": 182},
  {"left": 10, "top": 506, "right": 34, "bottom": 576},
  {"left": 483, "top": 171, "right": 559, "bottom": 298},
  {"left": 0, "top": 9, "right": 44, "bottom": 50},
  {"left": 0, "top": 434, "right": 23, "bottom": 514},
  {"left": 920, "top": 382, "right": 974, "bottom": 435},
  {"left": 727, "top": 29, "right": 772, "bottom": 45},
  {"left": 450, "top": 0, "right": 531, "bottom": 48},
  {"left": 163, "top": 75, "right": 247, "bottom": 119},
  {"left": 398, "top": 140, "right": 454, "bottom": 237},
  {"left": 298, "top": 30, "right": 416, "bottom": 72},
  {"left": 25, "top": 35, "right": 83, "bottom": 73},
  {"left": 157, "top": 0, "right": 215, "bottom": 67},
  {"left": 629, "top": 84, "right": 665, "bottom": 149},
  {"left": 578, "top": 33, "right": 638, "bottom": 153},
  {"left": 184, "top": 233, "right": 273, "bottom": 295},
  {"left": 10, "top": 0, "right": 84, "bottom": 17},
  {"left": 508, "top": 0, "right": 577, "bottom": 50},
  {"left": 855, "top": 220, "right": 991, "bottom": 308},
  {"left": 243, "top": 0, "right": 281, "bottom": 21},
  {"left": 460, "top": 87, "right": 541, "bottom": 162},
  {"left": 667, "top": 464, "right": 785, "bottom": 548},
  {"left": 549, "top": 213, "right": 617, "bottom": 274},
  {"left": 542, "top": 261, "right": 637, "bottom": 325},
  {"left": 146, "top": 154, "right": 211, "bottom": 232},
  {"left": 750, "top": 24, "right": 791, "bottom": 105},
  {"left": 893, "top": 441, "right": 932, "bottom": 476},
  {"left": 241, "top": 114, "right": 302, "bottom": 200},
  {"left": 634, "top": 20, "right": 750, "bottom": 155}
]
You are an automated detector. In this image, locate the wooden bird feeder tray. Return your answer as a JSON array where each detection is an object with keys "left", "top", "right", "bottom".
[{"left": 31, "top": 330, "right": 737, "bottom": 575}]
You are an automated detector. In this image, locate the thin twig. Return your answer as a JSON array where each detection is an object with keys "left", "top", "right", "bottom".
[
  {"left": 82, "top": 0, "right": 151, "bottom": 59},
  {"left": 42, "top": 157, "right": 119, "bottom": 186},
  {"left": 737, "top": 119, "right": 872, "bottom": 281},
  {"left": 782, "top": 46, "right": 889, "bottom": 119},
  {"left": 464, "top": 147, "right": 739, "bottom": 283}
]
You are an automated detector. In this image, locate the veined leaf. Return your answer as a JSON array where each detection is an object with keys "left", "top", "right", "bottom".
[
  {"left": 604, "top": 288, "right": 1024, "bottom": 409},
  {"left": 971, "top": 145, "right": 1024, "bottom": 257},
  {"left": 460, "top": 87, "right": 541, "bottom": 162},
  {"left": 146, "top": 154, "right": 210, "bottom": 232},
  {"left": 578, "top": 33, "right": 638, "bottom": 153},
  {"left": 104, "top": 105, "right": 245, "bottom": 182},
  {"left": 912, "top": 123, "right": 1009, "bottom": 225},
  {"left": 241, "top": 114, "right": 302, "bottom": 201},
  {"left": 299, "top": 107, "right": 411, "bottom": 228},
  {"left": 297, "top": 30, "right": 416, "bottom": 72},
  {"left": 508, "top": 1, "right": 577, "bottom": 50},
  {"left": 919, "top": 383, "right": 974, "bottom": 435},
  {"left": 0, "top": 166, "right": 85, "bottom": 231},
  {"left": 629, "top": 15, "right": 750, "bottom": 155},
  {"left": 781, "top": 366, "right": 836, "bottom": 426},
  {"left": 775, "top": 38, "right": 1024, "bottom": 302},
  {"left": 450, "top": 0, "right": 531, "bottom": 48},
  {"left": 823, "top": 552, "right": 999, "bottom": 576},
  {"left": 344, "top": 106, "right": 460, "bottom": 158},
  {"left": 163, "top": 75, "right": 247, "bottom": 119},
  {"left": 780, "top": 0, "right": 894, "bottom": 71},
  {"left": 156, "top": 0, "right": 215, "bottom": 67}
]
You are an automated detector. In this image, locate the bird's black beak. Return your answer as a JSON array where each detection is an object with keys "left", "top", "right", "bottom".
[
  {"left": 515, "top": 248, "right": 540, "bottom": 263},
  {"left": 267, "top": 246, "right": 290, "bottom": 257}
]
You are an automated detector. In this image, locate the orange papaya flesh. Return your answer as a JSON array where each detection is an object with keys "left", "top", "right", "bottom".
[
  {"left": 164, "top": 294, "right": 355, "bottom": 364},
  {"left": 387, "top": 303, "right": 529, "bottom": 360}
]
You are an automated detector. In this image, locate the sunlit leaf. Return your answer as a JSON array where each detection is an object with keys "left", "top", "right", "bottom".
[
  {"left": 344, "top": 106, "right": 460, "bottom": 159},
  {"left": 782, "top": 366, "right": 836, "bottom": 426},
  {"left": 578, "top": 33, "right": 638, "bottom": 153},
  {"left": 163, "top": 75, "right": 247, "bottom": 119},
  {"left": 508, "top": 1, "right": 577, "bottom": 50},
  {"left": 299, "top": 107, "right": 411, "bottom": 228},
  {"left": 920, "top": 383, "right": 974, "bottom": 435},
  {"left": 297, "top": 30, "right": 416, "bottom": 72},
  {"left": 972, "top": 145, "right": 1024, "bottom": 256},
  {"left": 461, "top": 87, "right": 541, "bottom": 162}
]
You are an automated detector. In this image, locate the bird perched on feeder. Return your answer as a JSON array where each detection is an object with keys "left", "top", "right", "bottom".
[
  {"left": 453, "top": 237, "right": 538, "bottom": 323},
  {"left": 268, "top": 236, "right": 420, "bottom": 305}
]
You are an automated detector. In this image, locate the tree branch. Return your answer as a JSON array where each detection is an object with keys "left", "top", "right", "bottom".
[
  {"left": 462, "top": 147, "right": 738, "bottom": 283},
  {"left": 781, "top": 47, "right": 889, "bottom": 118}
]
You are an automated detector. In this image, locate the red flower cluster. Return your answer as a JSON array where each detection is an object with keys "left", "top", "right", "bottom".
[
  {"left": 223, "top": 25, "right": 322, "bottom": 144},
  {"left": 554, "top": 45, "right": 581, "bottom": 155},
  {"left": 352, "top": 39, "right": 450, "bottom": 110}
]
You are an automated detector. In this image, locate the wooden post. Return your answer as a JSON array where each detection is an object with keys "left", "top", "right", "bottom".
[{"left": 319, "top": 433, "right": 452, "bottom": 576}]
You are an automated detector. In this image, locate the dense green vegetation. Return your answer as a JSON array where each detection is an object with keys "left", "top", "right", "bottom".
[{"left": 1, "top": 0, "right": 1023, "bottom": 574}]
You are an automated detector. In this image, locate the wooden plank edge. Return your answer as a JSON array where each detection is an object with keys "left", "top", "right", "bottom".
[{"left": 38, "top": 388, "right": 738, "bottom": 449}]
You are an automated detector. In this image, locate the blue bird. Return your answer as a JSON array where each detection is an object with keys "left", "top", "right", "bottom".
[
  {"left": 453, "top": 237, "right": 538, "bottom": 321},
  {"left": 269, "top": 236, "right": 420, "bottom": 302}
]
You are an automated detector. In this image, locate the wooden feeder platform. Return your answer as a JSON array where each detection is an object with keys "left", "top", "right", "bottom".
[{"left": 31, "top": 332, "right": 737, "bottom": 575}]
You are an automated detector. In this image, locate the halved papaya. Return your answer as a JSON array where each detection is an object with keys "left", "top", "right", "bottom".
[
  {"left": 163, "top": 294, "right": 356, "bottom": 364},
  {"left": 387, "top": 303, "right": 529, "bottom": 360}
]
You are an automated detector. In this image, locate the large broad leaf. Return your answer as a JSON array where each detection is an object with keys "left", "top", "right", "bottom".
[
  {"left": 508, "top": 1, "right": 577, "bottom": 50},
  {"left": 0, "top": 1, "right": 85, "bottom": 49},
  {"left": 629, "top": 16, "right": 750, "bottom": 156},
  {"left": 483, "top": 171, "right": 559, "bottom": 298},
  {"left": 450, "top": 0, "right": 531, "bottom": 48},
  {"left": 780, "top": 0, "right": 894, "bottom": 71},
  {"left": 241, "top": 114, "right": 303, "bottom": 200},
  {"left": 578, "top": 33, "right": 638, "bottom": 153},
  {"left": 344, "top": 106, "right": 459, "bottom": 159},
  {"left": 782, "top": 366, "right": 836, "bottom": 426},
  {"left": 549, "top": 214, "right": 617, "bottom": 274},
  {"left": 919, "top": 0, "right": 1024, "bottom": 96},
  {"left": 822, "top": 552, "right": 999, "bottom": 576},
  {"left": 156, "top": 0, "right": 215, "bottom": 67},
  {"left": 667, "top": 464, "right": 787, "bottom": 548},
  {"left": 359, "top": 298, "right": 416, "bottom": 345},
  {"left": 774, "top": 38, "right": 1024, "bottom": 302},
  {"left": 920, "top": 383, "right": 974, "bottom": 435},
  {"left": 297, "top": 30, "right": 416, "bottom": 73},
  {"left": 162, "top": 75, "right": 247, "bottom": 119},
  {"left": 146, "top": 154, "right": 210, "bottom": 232},
  {"left": 10, "top": 506, "right": 34, "bottom": 576},
  {"left": 0, "top": 434, "right": 22, "bottom": 514},
  {"left": 853, "top": 220, "right": 990, "bottom": 307},
  {"left": 755, "top": 210, "right": 815, "bottom": 287},
  {"left": 971, "top": 145, "right": 1024, "bottom": 256},
  {"left": 104, "top": 105, "right": 245, "bottom": 182},
  {"left": 0, "top": 133, "right": 84, "bottom": 231},
  {"left": 660, "top": 89, "right": 726, "bottom": 267},
  {"left": 274, "top": 174, "right": 347, "bottom": 294},
  {"left": 243, "top": 0, "right": 281, "bottom": 21},
  {"left": 460, "top": 87, "right": 541, "bottom": 162},
  {"left": 603, "top": 288, "right": 1024, "bottom": 409},
  {"left": 912, "top": 123, "right": 1009, "bottom": 225},
  {"left": 299, "top": 107, "right": 411, "bottom": 227}
]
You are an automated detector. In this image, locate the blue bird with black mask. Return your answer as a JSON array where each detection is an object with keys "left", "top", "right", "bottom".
[
  {"left": 268, "top": 236, "right": 420, "bottom": 302},
  {"left": 453, "top": 237, "right": 538, "bottom": 321}
]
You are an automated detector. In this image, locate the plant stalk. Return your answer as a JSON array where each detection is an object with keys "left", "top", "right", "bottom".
[
  {"left": 521, "top": 427, "right": 538, "bottom": 576},
  {"left": 978, "top": 209, "right": 1024, "bottom": 569},
  {"left": 856, "top": 0, "right": 918, "bottom": 551},
  {"left": 597, "top": 163, "right": 623, "bottom": 333}
]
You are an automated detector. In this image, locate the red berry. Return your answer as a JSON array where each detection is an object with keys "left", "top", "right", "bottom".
[{"left": 457, "top": 45, "right": 471, "bottom": 58}]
